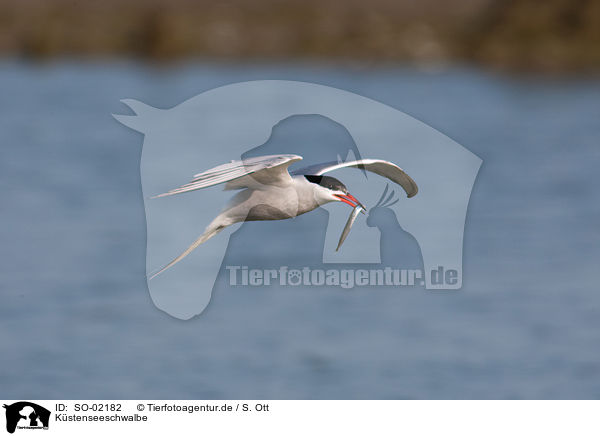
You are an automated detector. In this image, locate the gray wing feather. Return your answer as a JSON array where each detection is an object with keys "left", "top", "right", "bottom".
[{"left": 153, "top": 154, "right": 303, "bottom": 198}]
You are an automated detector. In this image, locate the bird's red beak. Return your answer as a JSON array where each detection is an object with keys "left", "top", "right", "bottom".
[{"left": 334, "top": 193, "right": 366, "bottom": 211}]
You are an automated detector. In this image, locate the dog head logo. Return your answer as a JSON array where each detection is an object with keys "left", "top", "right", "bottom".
[
  {"left": 114, "top": 80, "right": 481, "bottom": 319},
  {"left": 3, "top": 402, "right": 50, "bottom": 433}
]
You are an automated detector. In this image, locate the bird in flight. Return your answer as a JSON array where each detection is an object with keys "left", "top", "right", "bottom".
[{"left": 149, "top": 154, "right": 417, "bottom": 279}]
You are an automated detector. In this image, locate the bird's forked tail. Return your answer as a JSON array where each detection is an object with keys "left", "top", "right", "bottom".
[{"left": 148, "top": 223, "right": 226, "bottom": 280}]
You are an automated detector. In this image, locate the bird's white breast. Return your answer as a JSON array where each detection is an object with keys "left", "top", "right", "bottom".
[{"left": 223, "top": 175, "right": 326, "bottom": 223}]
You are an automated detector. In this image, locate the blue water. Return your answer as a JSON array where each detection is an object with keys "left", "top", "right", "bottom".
[{"left": 1, "top": 61, "right": 599, "bottom": 399}]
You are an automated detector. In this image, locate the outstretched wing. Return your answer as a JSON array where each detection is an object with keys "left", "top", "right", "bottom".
[
  {"left": 153, "top": 154, "right": 303, "bottom": 198},
  {"left": 293, "top": 159, "right": 418, "bottom": 198}
]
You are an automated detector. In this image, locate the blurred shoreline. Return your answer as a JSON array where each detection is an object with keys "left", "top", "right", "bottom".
[{"left": 1, "top": 0, "right": 599, "bottom": 74}]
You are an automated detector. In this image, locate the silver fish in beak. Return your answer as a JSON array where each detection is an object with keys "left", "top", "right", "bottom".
[{"left": 336, "top": 205, "right": 365, "bottom": 251}]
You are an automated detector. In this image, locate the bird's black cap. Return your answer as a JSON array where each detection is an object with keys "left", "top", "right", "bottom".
[{"left": 304, "top": 175, "right": 348, "bottom": 193}]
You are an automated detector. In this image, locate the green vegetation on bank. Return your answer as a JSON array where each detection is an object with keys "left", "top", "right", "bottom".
[{"left": 1, "top": 0, "right": 598, "bottom": 72}]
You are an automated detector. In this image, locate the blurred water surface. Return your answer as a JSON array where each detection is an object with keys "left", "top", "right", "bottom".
[{"left": 1, "top": 60, "right": 599, "bottom": 398}]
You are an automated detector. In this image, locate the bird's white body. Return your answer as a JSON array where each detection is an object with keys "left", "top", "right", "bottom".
[
  {"left": 221, "top": 175, "right": 331, "bottom": 224},
  {"left": 149, "top": 154, "right": 417, "bottom": 279}
]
